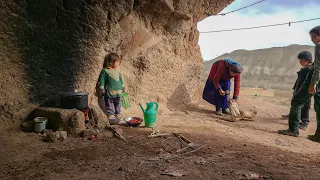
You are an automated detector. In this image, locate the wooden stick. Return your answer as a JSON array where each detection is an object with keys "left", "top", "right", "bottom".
[
  {"left": 180, "top": 144, "right": 206, "bottom": 155},
  {"left": 176, "top": 146, "right": 191, "bottom": 153},
  {"left": 109, "top": 127, "right": 125, "bottom": 140},
  {"left": 160, "top": 144, "right": 207, "bottom": 160},
  {"left": 173, "top": 133, "right": 192, "bottom": 144},
  {"left": 148, "top": 133, "right": 172, "bottom": 138},
  {"left": 173, "top": 133, "right": 197, "bottom": 152}
]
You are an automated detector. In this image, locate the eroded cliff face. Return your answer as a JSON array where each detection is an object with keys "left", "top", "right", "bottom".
[{"left": 0, "top": 0, "right": 233, "bottom": 125}]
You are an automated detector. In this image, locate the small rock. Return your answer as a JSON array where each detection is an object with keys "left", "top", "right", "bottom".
[
  {"left": 46, "top": 132, "right": 58, "bottom": 142},
  {"left": 195, "top": 159, "right": 206, "bottom": 165},
  {"left": 44, "top": 130, "right": 67, "bottom": 142},
  {"left": 98, "top": 131, "right": 114, "bottom": 139},
  {"left": 82, "top": 129, "right": 96, "bottom": 138},
  {"left": 43, "top": 129, "right": 57, "bottom": 142},
  {"left": 241, "top": 173, "right": 260, "bottom": 180},
  {"left": 276, "top": 140, "right": 292, "bottom": 147},
  {"left": 56, "top": 131, "right": 67, "bottom": 141},
  {"left": 262, "top": 175, "right": 271, "bottom": 179},
  {"left": 22, "top": 121, "right": 34, "bottom": 128},
  {"left": 161, "top": 170, "right": 186, "bottom": 177},
  {"left": 43, "top": 129, "right": 53, "bottom": 135}
]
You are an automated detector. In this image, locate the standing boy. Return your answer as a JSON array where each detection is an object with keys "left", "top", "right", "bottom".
[
  {"left": 278, "top": 26, "right": 320, "bottom": 141},
  {"left": 281, "top": 51, "right": 313, "bottom": 130}
]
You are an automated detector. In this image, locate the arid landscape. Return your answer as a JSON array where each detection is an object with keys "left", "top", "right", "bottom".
[
  {"left": 202, "top": 44, "right": 315, "bottom": 91},
  {"left": 1, "top": 1, "right": 320, "bottom": 180},
  {"left": 1, "top": 93, "right": 320, "bottom": 180}
]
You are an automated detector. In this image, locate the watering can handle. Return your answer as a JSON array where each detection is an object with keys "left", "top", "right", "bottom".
[{"left": 154, "top": 102, "right": 159, "bottom": 111}]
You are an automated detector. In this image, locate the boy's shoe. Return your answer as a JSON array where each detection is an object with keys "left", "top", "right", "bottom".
[
  {"left": 222, "top": 108, "right": 230, "bottom": 115},
  {"left": 115, "top": 114, "right": 122, "bottom": 119},
  {"left": 108, "top": 114, "right": 116, "bottom": 119},
  {"left": 278, "top": 129, "right": 299, "bottom": 137},
  {"left": 215, "top": 109, "right": 223, "bottom": 116},
  {"left": 307, "top": 135, "right": 320, "bottom": 142},
  {"left": 299, "top": 122, "right": 308, "bottom": 131}
]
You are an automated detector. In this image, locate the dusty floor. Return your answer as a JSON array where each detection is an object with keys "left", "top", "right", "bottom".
[{"left": 1, "top": 95, "right": 320, "bottom": 180}]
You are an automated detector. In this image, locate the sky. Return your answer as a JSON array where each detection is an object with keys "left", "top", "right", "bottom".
[{"left": 197, "top": 0, "right": 320, "bottom": 60}]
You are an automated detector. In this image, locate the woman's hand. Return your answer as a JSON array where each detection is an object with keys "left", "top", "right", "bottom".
[{"left": 219, "top": 89, "right": 226, "bottom": 96}]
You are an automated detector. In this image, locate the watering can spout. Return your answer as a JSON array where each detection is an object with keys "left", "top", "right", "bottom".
[{"left": 139, "top": 103, "right": 145, "bottom": 113}]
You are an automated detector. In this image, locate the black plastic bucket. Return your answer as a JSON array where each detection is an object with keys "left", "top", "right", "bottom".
[{"left": 60, "top": 92, "right": 89, "bottom": 110}]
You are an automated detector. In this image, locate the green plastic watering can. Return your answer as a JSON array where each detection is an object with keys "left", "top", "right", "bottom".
[{"left": 139, "top": 102, "right": 158, "bottom": 128}]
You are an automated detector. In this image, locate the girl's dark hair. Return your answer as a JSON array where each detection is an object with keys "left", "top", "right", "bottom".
[
  {"left": 297, "top": 51, "right": 313, "bottom": 63},
  {"left": 309, "top": 26, "right": 320, "bottom": 36},
  {"left": 104, "top": 53, "right": 120, "bottom": 67}
]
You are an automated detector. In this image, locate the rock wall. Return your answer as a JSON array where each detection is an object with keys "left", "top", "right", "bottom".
[{"left": 0, "top": 0, "right": 233, "bottom": 125}]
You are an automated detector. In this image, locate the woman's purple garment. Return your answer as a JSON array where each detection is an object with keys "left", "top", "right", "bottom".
[{"left": 202, "top": 79, "right": 231, "bottom": 111}]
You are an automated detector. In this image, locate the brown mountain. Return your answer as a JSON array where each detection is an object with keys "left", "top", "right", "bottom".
[{"left": 202, "top": 44, "right": 315, "bottom": 90}]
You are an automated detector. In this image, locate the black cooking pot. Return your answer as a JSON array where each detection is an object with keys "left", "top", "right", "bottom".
[{"left": 60, "top": 91, "right": 89, "bottom": 110}]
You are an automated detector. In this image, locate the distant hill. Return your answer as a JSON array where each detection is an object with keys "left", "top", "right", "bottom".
[{"left": 202, "top": 44, "right": 315, "bottom": 91}]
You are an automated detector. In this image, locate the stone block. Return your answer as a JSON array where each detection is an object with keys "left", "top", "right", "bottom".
[{"left": 35, "top": 107, "right": 86, "bottom": 136}]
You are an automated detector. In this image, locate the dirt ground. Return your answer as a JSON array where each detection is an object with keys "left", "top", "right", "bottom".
[{"left": 1, "top": 95, "right": 320, "bottom": 180}]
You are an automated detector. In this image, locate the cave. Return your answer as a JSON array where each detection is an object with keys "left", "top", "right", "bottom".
[{"left": 0, "top": 0, "right": 233, "bottom": 126}]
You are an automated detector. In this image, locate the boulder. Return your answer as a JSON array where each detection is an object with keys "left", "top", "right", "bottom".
[{"left": 90, "top": 105, "right": 110, "bottom": 128}]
